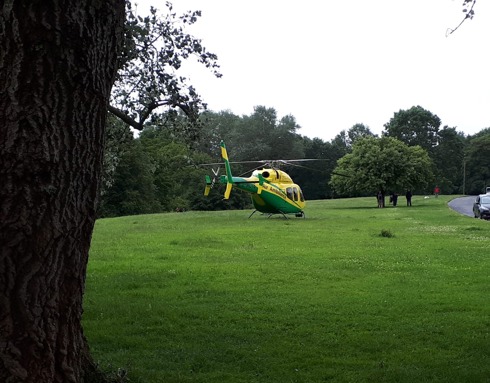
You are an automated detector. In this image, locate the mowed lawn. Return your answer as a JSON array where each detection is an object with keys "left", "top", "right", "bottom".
[{"left": 84, "top": 196, "right": 490, "bottom": 383}]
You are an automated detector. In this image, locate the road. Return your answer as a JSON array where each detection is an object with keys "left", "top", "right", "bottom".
[{"left": 448, "top": 196, "right": 476, "bottom": 218}]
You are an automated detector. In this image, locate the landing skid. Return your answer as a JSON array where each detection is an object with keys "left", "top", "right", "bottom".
[
  {"left": 248, "top": 210, "right": 259, "bottom": 219},
  {"left": 248, "top": 210, "right": 305, "bottom": 219}
]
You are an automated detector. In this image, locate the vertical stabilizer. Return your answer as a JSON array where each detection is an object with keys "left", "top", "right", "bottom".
[{"left": 220, "top": 141, "right": 234, "bottom": 199}]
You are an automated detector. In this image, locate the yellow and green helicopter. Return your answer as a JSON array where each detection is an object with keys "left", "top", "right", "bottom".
[{"left": 204, "top": 141, "right": 310, "bottom": 218}]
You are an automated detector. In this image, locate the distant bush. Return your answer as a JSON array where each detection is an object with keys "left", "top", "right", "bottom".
[{"left": 380, "top": 229, "right": 394, "bottom": 238}]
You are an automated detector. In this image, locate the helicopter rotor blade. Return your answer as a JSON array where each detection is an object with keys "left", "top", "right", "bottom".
[
  {"left": 331, "top": 171, "right": 351, "bottom": 178},
  {"left": 200, "top": 157, "right": 349, "bottom": 177},
  {"left": 279, "top": 158, "right": 328, "bottom": 163},
  {"left": 200, "top": 158, "right": 328, "bottom": 168},
  {"left": 277, "top": 160, "right": 351, "bottom": 178},
  {"left": 199, "top": 160, "right": 269, "bottom": 167}
]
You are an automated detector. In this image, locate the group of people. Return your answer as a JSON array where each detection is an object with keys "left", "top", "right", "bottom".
[
  {"left": 376, "top": 187, "right": 442, "bottom": 207},
  {"left": 376, "top": 190, "right": 412, "bottom": 208}
]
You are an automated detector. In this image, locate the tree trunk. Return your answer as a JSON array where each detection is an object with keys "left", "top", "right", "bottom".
[{"left": 0, "top": 1, "right": 124, "bottom": 382}]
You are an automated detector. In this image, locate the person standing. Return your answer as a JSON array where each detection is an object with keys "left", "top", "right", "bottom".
[
  {"left": 377, "top": 190, "right": 383, "bottom": 208},
  {"left": 434, "top": 186, "right": 440, "bottom": 198},
  {"left": 406, "top": 190, "right": 412, "bottom": 206},
  {"left": 392, "top": 192, "right": 398, "bottom": 207}
]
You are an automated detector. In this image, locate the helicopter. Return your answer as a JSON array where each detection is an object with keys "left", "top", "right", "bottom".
[{"left": 203, "top": 141, "right": 313, "bottom": 218}]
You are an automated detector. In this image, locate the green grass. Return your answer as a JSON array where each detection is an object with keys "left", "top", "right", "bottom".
[{"left": 84, "top": 195, "right": 490, "bottom": 383}]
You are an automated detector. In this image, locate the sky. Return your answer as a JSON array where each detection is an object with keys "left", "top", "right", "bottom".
[{"left": 137, "top": 0, "right": 490, "bottom": 142}]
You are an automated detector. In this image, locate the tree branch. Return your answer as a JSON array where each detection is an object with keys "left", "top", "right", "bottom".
[
  {"left": 108, "top": 100, "right": 198, "bottom": 131},
  {"left": 446, "top": 0, "right": 476, "bottom": 36},
  {"left": 108, "top": 105, "right": 143, "bottom": 131}
]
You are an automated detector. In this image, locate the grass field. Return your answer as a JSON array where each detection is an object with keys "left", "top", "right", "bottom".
[{"left": 84, "top": 195, "right": 490, "bottom": 383}]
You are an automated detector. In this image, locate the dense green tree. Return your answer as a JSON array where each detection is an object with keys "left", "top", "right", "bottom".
[
  {"left": 271, "top": 114, "right": 305, "bottom": 159},
  {"left": 101, "top": 115, "right": 134, "bottom": 198},
  {"left": 195, "top": 110, "right": 243, "bottom": 156},
  {"left": 335, "top": 123, "right": 376, "bottom": 151},
  {"left": 331, "top": 130, "right": 350, "bottom": 157},
  {"left": 464, "top": 131, "right": 490, "bottom": 194},
  {"left": 288, "top": 137, "right": 341, "bottom": 200},
  {"left": 230, "top": 106, "right": 278, "bottom": 160},
  {"left": 202, "top": 107, "right": 307, "bottom": 162},
  {"left": 0, "top": 1, "right": 125, "bottom": 381},
  {"left": 100, "top": 119, "right": 254, "bottom": 214},
  {"left": 330, "top": 136, "right": 434, "bottom": 200},
  {"left": 100, "top": 140, "right": 162, "bottom": 217},
  {"left": 348, "top": 123, "right": 375, "bottom": 145},
  {"left": 431, "top": 126, "right": 465, "bottom": 194},
  {"left": 139, "top": 131, "right": 207, "bottom": 211},
  {"left": 383, "top": 105, "right": 441, "bottom": 152}
]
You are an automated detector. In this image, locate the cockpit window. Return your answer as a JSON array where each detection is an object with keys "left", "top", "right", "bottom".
[{"left": 286, "top": 187, "right": 294, "bottom": 200}]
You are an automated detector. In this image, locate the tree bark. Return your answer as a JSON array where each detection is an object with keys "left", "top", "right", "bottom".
[{"left": 0, "top": 1, "right": 124, "bottom": 382}]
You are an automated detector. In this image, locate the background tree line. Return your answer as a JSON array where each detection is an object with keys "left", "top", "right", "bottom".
[{"left": 99, "top": 104, "right": 490, "bottom": 217}]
